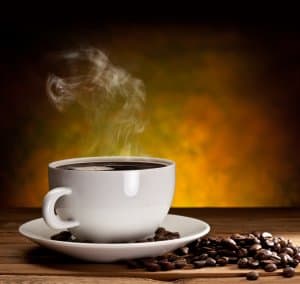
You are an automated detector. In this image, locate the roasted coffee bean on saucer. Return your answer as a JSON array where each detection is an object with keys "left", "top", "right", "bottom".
[
  {"left": 154, "top": 227, "right": 180, "bottom": 241},
  {"left": 50, "top": 231, "right": 72, "bottom": 241},
  {"left": 51, "top": 227, "right": 181, "bottom": 243}
]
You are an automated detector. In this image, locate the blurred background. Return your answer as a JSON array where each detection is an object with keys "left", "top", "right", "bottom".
[{"left": 1, "top": 4, "right": 300, "bottom": 207}]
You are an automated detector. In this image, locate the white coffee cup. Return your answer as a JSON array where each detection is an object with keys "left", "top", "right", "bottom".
[{"left": 43, "top": 156, "right": 175, "bottom": 243}]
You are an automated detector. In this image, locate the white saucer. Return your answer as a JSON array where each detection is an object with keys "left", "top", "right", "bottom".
[{"left": 19, "top": 214, "right": 210, "bottom": 263}]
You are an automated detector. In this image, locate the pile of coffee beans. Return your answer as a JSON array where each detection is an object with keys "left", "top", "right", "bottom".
[
  {"left": 125, "top": 231, "right": 299, "bottom": 280},
  {"left": 51, "top": 230, "right": 298, "bottom": 280}
]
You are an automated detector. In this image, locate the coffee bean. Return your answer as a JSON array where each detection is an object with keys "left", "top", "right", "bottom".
[
  {"left": 251, "top": 231, "right": 261, "bottom": 238},
  {"left": 191, "top": 256, "right": 201, "bottom": 262},
  {"left": 184, "top": 255, "right": 194, "bottom": 264},
  {"left": 265, "top": 239, "right": 275, "bottom": 247},
  {"left": 237, "top": 257, "right": 248, "bottom": 268},
  {"left": 159, "top": 252, "right": 176, "bottom": 261},
  {"left": 288, "top": 245, "right": 298, "bottom": 254},
  {"left": 270, "top": 250, "right": 279, "bottom": 256},
  {"left": 218, "top": 249, "right": 236, "bottom": 257},
  {"left": 174, "top": 259, "right": 187, "bottom": 269},
  {"left": 140, "top": 258, "right": 157, "bottom": 267},
  {"left": 176, "top": 246, "right": 189, "bottom": 255},
  {"left": 271, "top": 258, "right": 282, "bottom": 267},
  {"left": 51, "top": 231, "right": 72, "bottom": 241},
  {"left": 216, "top": 257, "right": 228, "bottom": 266},
  {"left": 290, "top": 259, "right": 299, "bottom": 268},
  {"left": 260, "top": 259, "right": 274, "bottom": 266},
  {"left": 264, "top": 263, "right": 277, "bottom": 272},
  {"left": 279, "top": 253, "right": 293, "bottom": 265},
  {"left": 207, "top": 250, "right": 218, "bottom": 258},
  {"left": 208, "top": 237, "right": 219, "bottom": 245},
  {"left": 188, "top": 239, "right": 200, "bottom": 250},
  {"left": 237, "top": 248, "right": 248, "bottom": 258},
  {"left": 200, "top": 246, "right": 214, "bottom": 253},
  {"left": 199, "top": 237, "right": 210, "bottom": 246},
  {"left": 222, "top": 238, "right": 238, "bottom": 250},
  {"left": 282, "top": 266, "right": 295, "bottom": 278},
  {"left": 156, "top": 255, "right": 167, "bottom": 261},
  {"left": 159, "top": 260, "right": 175, "bottom": 271},
  {"left": 257, "top": 249, "right": 272, "bottom": 260},
  {"left": 126, "top": 260, "right": 141, "bottom": 269},
  {"left": 244, "top": 235, "right": 260, "bottom": 245},
  {"left": 274, "top": 243, "right": 281, "bottom": 252},
  {"left": 166, "top": 232, "right": 180, "bottom": 240},
  {"left": 279, "top": 238, "right": 288, "bottom": 248},
  {"left": 171, "top": 232, "right": 180, "bottom": 238},
  {"left": 198, "top": 253, "right": 208, "bottom": 260},
  {"left": 155, "top": 227, "right": 166, "bottom": 235},
  {"left": 262, "top": 232, "right": 273, "bottom": 239},
  {"left": 246, "top": 271, "right": 259, "bottom": 281},
  {"left": 249, "top": 244, "right": 262, "bottom": 254},
  {"left": 232, "top": 233, "right": 246, "bottom": 241},
  {"left": 259, "top": 259, "right": 281, "bottom": 268},
  {"left": 152, "top": 227, "right": 181, "bottom": 242},
  {"left": 206, "top": 257, "right": 217, "bottom": 267},
  {"left": 157, "top": 259, "right": 168, "bottom": 264},
  {"left": 248, "top": 258, "right": 260, "bottom": 269},
  {"left": 167, "top": 253, "right": 179, "bottom": 262},
  {"left": 154, "top": 235, "right": 167, "bottom": 241},
  {"left": 193, "top": 260, "right": 206, "bottom": 268},
  {"left": 145, "top": 262, "right": 161, "bottom": 272},
  {"left": 145, "top": 238, "right": 155, "bottom": 242},
  {"left": 284, "top": 247, "right": 294, "bottom": 256},
  {"left": 228, "top": 257, "right": 238, "bottom": 264}
]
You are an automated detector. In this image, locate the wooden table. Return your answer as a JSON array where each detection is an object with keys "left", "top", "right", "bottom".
[{"left": 0, "top": 208, "right": 299, "bottom": 283}]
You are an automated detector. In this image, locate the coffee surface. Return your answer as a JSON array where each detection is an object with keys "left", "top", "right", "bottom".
[{"left": 58, "top": 161, "right": 166, "bottom": 171}]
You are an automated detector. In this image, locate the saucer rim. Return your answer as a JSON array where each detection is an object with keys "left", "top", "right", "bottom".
[{"left": 19, "top": 214, "right": 210, "bottom": 248}]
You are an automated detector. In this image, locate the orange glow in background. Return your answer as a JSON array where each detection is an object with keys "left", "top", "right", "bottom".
[{"left": 1, "top": 27, "right": 300, "bottom": 207}]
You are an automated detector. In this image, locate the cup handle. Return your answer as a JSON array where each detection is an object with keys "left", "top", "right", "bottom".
[{"left": 42, "top": 187, "right": 80, "bottom": 229}]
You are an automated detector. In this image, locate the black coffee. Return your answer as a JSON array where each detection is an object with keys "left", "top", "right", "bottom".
[{"left": 58, "top": 161, "right": 166, "bottom": 171}]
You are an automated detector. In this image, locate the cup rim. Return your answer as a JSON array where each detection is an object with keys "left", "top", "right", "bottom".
[{"left": 49, "top": 156, "right": 175, "bottom": 172}]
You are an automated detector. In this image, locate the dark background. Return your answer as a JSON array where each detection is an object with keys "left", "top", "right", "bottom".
[{"left": 1, "top": 4, "right": 300, "bottom": 207}]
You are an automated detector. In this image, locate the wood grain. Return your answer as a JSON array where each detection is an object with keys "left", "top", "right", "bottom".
[
  {"left": 0, "top": 263, "right": 299, "bottom": 281},
  {"left": 1, "top": 275, "right": 300, "bottom": 284},
  {"left": 177, "top": 276, "right": 300, "bottom": 283},
  {"left": 0, "top": 208, "right": 299, "bottom": 283},
  {"left": 0, "top": 275, "right": 165, "bottom": 284}
]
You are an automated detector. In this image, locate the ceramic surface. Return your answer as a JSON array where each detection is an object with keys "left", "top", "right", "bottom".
[
  {"left": 43, "top": 156, "right": 175, "bottom": 242},
  {"left": 19, "top": 214, "right": 210, "bottom": 262}
]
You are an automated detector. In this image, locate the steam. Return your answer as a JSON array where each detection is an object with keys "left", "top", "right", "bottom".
[{"left": 46, "top": 47, "right": 146, "bottom": 155}]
